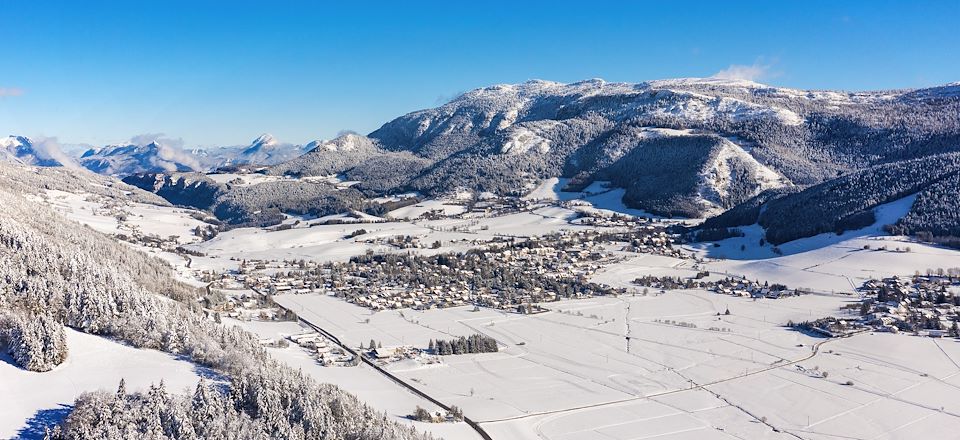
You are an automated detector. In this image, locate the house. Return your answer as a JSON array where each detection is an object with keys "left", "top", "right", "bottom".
[{"left": 371, "top": 346, "right": 400, "bottom": 359}]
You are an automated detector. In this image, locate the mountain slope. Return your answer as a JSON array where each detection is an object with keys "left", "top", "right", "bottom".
[
  {"left": 78, "top": 134, "right": 311, "bottom": 177},
  {"left": 696, "top": 152, "right": 960, "bottom": 246},
  {"left": 123, "top": 171, "right": 375, "bottom": 227},
  {"left": 266, "top": 77, "right": 958, "bottom": 217},
  {"left": 204, "top": 133, "right": 312, "bottom": 169}
]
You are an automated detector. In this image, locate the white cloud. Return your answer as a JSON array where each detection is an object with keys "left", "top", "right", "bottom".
[
  {"left": 129, "top": 133, "right": 201, "bottom": 170},
  {"left": 0, "top": 87, "right": 25, "bottom": 97},
  {"left": 712, "top": 62, "right": 773, "bottom": 82},
  {"left": 30, "top": 136, "right": 81, "bottom": 169}
]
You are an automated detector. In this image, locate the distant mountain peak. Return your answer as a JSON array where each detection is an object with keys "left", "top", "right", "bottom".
[
  {"left": 0, "top": 135, "right": 76, "bottom": 168},
  {"left": 251, "top": 133, "right": 278, "bottom": 147}
]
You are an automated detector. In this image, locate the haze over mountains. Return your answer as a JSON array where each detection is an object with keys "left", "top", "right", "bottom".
[
  {"left": 6, "top": 77, "right": 960, "bottom": 245},
  {"left": 73, "top": 133, "right": 313, "bottom": 176}
]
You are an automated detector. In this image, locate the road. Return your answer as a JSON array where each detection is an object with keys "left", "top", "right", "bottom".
[{"left": 271, "top": 295, "right": 494, "bottom": 440}]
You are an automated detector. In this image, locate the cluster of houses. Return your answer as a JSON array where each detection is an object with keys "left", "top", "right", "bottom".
[
  {"left": 632, "top": 274, "right": 804, "bottom": 300},
  {"left": 224, "top": 223, "right": 685, "bottom": 314},
  {"left": 858, "top": 274, "right": 960, "bottom": 336},
  {"left": 287, "top": 331, "right": 357, "bottom": 366},
  {"left": 209, "top": 203, "right": 686, "bottom": 316},
  {"left": 465, "top": 196, "right": 532, "bottom": 216},
  {"left": 341, "top": 241, "right": 622, "bottom": 312},
  {"left": 621, "top": 226, "right": 686, "bottom": 258},
  {"left": 788, "top": 316, "right": 866, "bottom": 338},
  {"left": 365, "top": 345, "right": 438, "bottom": 366},
  {"left": 569, "top": 210, "right": 652, "bottom": 229},
  {"left": 357, "top": 234, "right": 441, "bottom": 250},
  {"left": 709, "top": 277, "right": 803, "bottom": 299},
  {"left": 199, "top": 286, "right": 296, "bottom": 322}
]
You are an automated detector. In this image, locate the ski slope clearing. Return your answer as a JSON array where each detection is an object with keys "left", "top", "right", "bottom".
[
  {"left": 193, "top": 220, "right": 430, "bottom": 263},
  {"left": 0, "top": 329, "right": 203, "bottom": 439},
  {"left": 691, "top": 193, "right": 919, "bottom": 260},
  {"left": 275, "top": 290, "right": 917, "bottom": 439},
  {"left": 387, "top": 199, "right": 468, "bottom": 219},
  {"left": 524, "top": 178, "right": 695, "bottom": 221}
]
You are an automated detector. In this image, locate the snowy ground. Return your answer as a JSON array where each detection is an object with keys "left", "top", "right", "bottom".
[
  {"left": 189, "top": 203, "right": 616, "bottom": 265},
  {"left": 523, "top": 178, "right": 697, "bottom": 223},
  {"left": 42, "top": 189, "right": 207, "bottom": 245},
  {"left": 274, "top": 289, "right": 960, "bottom": 439},
  {"left": 0, "top": 330, "right": 203, "bottom": 439}
]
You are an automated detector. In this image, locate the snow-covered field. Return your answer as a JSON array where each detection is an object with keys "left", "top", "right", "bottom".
[
  {"left": 274, "top": 289, "right": 960, "bottom": 439},
  {"left": 189, "top": 203, "right": 612, "bottom": 265},
  {"left": 523, "top": 178, "right": 692, "bottom": 221},
  {"left": 0, "top": 330, "right": 203, "bottom": 439},
  {"left": 680, "top": 194, "right": 960, "bottom": 293},
  {"left": 43, "top": 189, "right": 207, "bottom": 245}
]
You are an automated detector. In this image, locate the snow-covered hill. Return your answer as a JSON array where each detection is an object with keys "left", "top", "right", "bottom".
[{"left": 208, "top": 133, "right": 313, "bottom": 168}]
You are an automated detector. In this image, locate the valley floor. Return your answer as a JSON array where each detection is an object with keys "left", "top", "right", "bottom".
[
  {"left": 23, "top": 185, "right": 960, "bottom": 440},
  {"left": 274, "top": 291, "right": 960, "bottom": 440}
]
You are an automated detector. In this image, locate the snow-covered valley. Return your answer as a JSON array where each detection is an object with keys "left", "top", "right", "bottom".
[{"left": 10, "top": 167, "right": 960, "bottom": 440}]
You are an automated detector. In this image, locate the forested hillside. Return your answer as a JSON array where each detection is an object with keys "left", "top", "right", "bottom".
[
  {"left": 694, "top": 153, "right": 960, "bottom": 246},
  {"left": 124, "top": 172, "right": 376, "bottom": 227},
  {"left": 116, "top": 78, "right": 960, "bottom": 241},
  {"left": 0, "top": 165, "right": 430, "bottom": 439}
]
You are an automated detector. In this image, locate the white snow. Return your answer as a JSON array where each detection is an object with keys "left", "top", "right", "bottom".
[
  {"left": 0, "top": 329, "right": 202, "bottom": 439},
  {"left": 274, "top": 290, "right": 918, "bottom": 439},
  {"left": 647, "top": 89, "right": 804, "bottom": 126},
  {"left": 500, "top": 127, "right": 551, "bottom": 154},
  {"left": 387, "top": 199, "right": 467, "bottom": 219},
  {"left": 697, "top": 137, "right": 789, "bottom": 213},
  {"left": 523, "top": 178, "right": 693, "bottom": 221},
  {"left": 43, "top": 189, "right": 208, "bottom": 246}
]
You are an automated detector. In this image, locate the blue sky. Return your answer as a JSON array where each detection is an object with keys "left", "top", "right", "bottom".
[{"left": 1, "top": 1, "right": 957, "bottom": 148}]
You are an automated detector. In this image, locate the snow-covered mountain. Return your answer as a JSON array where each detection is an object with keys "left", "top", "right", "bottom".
[
  {"left": 0, "top": 135, "right": 77, "bottom": 167},
  {"left": 77, "top": 134, "right": 311, "bottom": 177},
  {"left": 264, "top": 77, "right": 959, "bottom": 217},
  {"left": 215, "top": 133, "right": 312, "bottom": 168},
  {"left": 79, "top": 140, "right": 201, "bottom": 176}
]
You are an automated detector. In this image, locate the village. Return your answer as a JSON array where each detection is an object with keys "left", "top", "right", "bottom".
[
  {"left": 857, "top": 269, "right": 960, "bottom": 336},
  {"left": 632, "top": 273, "right": 809, "bottom": 300},
  {"left": 220, "top": 224, "right": 682, "bottom": 313}
]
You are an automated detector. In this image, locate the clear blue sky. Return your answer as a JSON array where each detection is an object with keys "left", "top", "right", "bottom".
[{"left": 1, "top": 0, "right": 957, "bottom": 147}]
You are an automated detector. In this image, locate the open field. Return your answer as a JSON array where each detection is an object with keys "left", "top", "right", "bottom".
[{"left": 276, "top": 290, "right": 960, "bottom": 439}]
